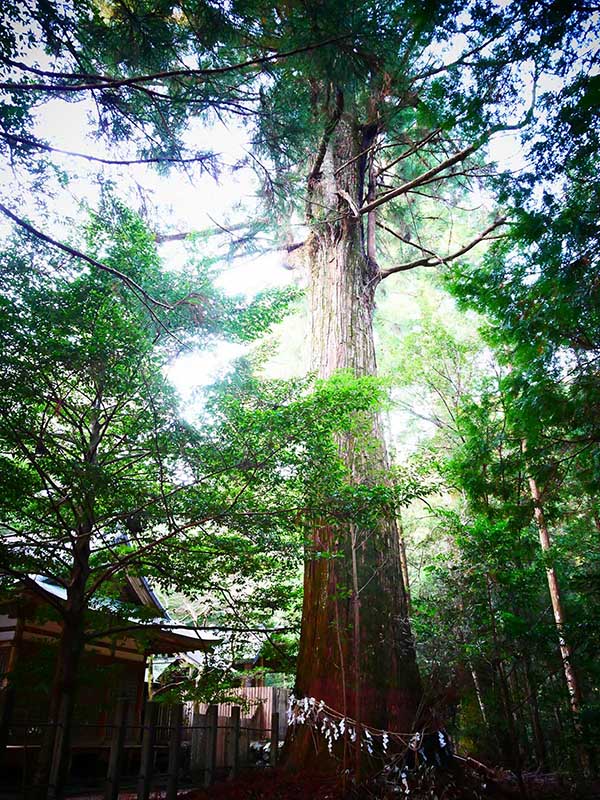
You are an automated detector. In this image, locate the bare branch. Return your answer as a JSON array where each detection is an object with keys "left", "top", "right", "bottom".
[
  {"left": 376, "top": 221, "right": 440, "bottom": 261},
  {"left": 360, "top": 143, "right": 479, "bottom": 216},
  {"left": 375, "top": 128, "right": 442, "bottom": 176},
  {"left": 380, "top": 217, "right": 508, "bottom": 279}
]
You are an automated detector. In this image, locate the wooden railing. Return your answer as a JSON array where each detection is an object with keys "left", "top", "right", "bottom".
[{"left": 1, "top": 699, "right": 284, "bottom": 798}]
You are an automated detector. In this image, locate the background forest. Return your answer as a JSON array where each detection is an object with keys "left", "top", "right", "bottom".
[{"left": 0, "top": 1, "right": 599, "bottom": 797}]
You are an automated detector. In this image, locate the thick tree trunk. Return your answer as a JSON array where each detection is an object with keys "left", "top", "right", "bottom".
[{"left": 287, "top": 110, "right": 421, "bottom": 769}]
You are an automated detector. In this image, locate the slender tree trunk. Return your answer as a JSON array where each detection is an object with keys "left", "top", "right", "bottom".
[
  {"left": 527, "top": 475, "right": 583, "bottom": 712},
  {"left": 526, "top": 470, "right": 589, "bottom": 773},
  {"left": 485, "top": 577, "right": 527, "bottom": 797},
  {"left": 469, "top": 664, "right": 488, "bottom": 727},
  {"left": 288, "top": 107, "right": 421, "bottom": 769},
  {"left": 397, "top": 517, "right": 412, "bottom": 615},
  {"left": 522, "top": 658, "right": 546, "bottom": 771},
  {"left": 34, "top": 407, "right": 100, "bottom": 798},
  {"left": 456, "top": 596, "right": 488, "bottom": 729}
]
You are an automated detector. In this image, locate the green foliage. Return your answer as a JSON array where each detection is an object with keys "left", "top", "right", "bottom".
[
  {"left": 0, "top": 203, "right": 411, "bottom": 678},
  {"left": 383, "top": 252, "right": 600, "bottom": 770},
  {"left": 1, "top": 0, "right": 600, "bottom": 780}
]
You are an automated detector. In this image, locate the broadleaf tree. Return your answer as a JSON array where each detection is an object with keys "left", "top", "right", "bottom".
[{"left": 0, "top": 199, "right": 402, "bottom": 795}]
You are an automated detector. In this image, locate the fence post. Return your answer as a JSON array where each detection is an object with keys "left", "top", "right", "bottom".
[
  {"left": 270, "top": 711, "right": 279, "bottom": 767},
  {"left": 0, "top": 684, "right": 16, "bottom": 775},
  {"left": 228, "top": 706, "right": 240, "bottom": 780},
  {"left": 104, "top": 699, "right": 129, "bottom": 800},
  {"left": 137, "top": 701, "right": 157, "bottom": 800},
  {"left": 190, "top": 704, "right": 204, "bottom": 781},
  {"left": 48, "top": 717, "right": 67, "bottom": 799},
  {"left": 166, "top": 704, "right": 183, "bottom": 800},
  {"left": 203, "top": 704, "right": 218, "bottom": 787}
]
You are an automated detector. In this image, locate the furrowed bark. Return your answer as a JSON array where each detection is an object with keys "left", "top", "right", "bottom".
[{"left": 286, "top": 104, "right": 421, "bottom": 771}]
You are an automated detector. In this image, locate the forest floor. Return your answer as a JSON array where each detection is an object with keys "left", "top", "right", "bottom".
[{"left": 182, "top": 767, "right": 600, "bottom": 800}]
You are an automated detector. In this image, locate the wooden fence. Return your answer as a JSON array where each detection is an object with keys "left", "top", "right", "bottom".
[
  {"left": 1, "top": 690, "right": 289, "bottom": 798},
  {"left": 106, "top": 700, "right": 281, "bottom": 800},
  {"left": 186, "top": 685, "right": 290, "bottom": 744}
]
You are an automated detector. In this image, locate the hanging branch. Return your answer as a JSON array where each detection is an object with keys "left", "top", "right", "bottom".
[
  {"left": 0, "top": 202, "right": 171, "bottom": 310},
  {"left": 0, "top": 131, "right": 215, "bottom": 168}
]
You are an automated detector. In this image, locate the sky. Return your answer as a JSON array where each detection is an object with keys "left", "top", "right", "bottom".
[{"left": 3, "top": 94, "right": 297, "bottom": 407}]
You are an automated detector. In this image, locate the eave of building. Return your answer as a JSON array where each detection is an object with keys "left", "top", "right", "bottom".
[{"left": 0, "top": 579, "right": 217, "bottom": 660}]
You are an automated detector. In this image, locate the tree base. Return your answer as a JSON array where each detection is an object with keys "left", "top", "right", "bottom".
[{"left": 185, "top": 763, "right": 600, "bottom": 800}]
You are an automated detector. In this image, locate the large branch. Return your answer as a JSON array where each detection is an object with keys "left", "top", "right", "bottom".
[
  {"left": 380, "top": 217, "right": 507, "bottom": 279},
  {"left": 360, "top": 143, "right": 479, "bottom": 216},
  {"left": 0, "top": 37, "right": 347, "bottom": 93}
]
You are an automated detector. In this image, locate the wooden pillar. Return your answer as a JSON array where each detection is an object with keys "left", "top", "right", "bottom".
[
  {"left": 203, "top": 705, "right": 218, "bottom": 788},
  {"left": 1, "top": 619, "right": 23, "bottom": 774},
  {"left": 0, "top": 685, "right": 16, "bottom": 774},
  {"left": 270, "top": 711, "right": 279, "bottom": 767},
  {"left": 228, "top": 706, "right": 240, "bottom": 780},
  {"left": 190, "top": 704, "right": 204, "bottom": 780},
  {"left": 137, "top": 701, "right": 157, "bottom": 800},
  {"left": 166, "top": 704, "right": 183, "bottom": 800},
  {"left": 48, "top": 719, "right": 66, "bottom": 799},
  {"left": 104, "top": 699, "right": 129, "bottom": 800}
]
